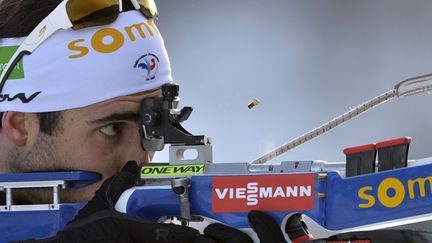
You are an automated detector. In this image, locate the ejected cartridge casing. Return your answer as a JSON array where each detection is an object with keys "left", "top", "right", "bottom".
[{"left": 248, "top": 99, "right": 260, "bottom": 109}]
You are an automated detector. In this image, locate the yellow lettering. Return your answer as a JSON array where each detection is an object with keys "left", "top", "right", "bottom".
[
  {"left": 125, "top": 22, "right": 153, "bottom": 41},
  {"left": 408, "top": 176, "right": 432, "bottom": 199},
  {"left": 358, "top": 186, "right": 375, "bottom": 208},
  {"left": 68, "top": 20, "right": 161, "bottom": 58},
  {"left": 143, "top": 23, "right": 154, "bottom": 36},
  {"left": 147, "top": 19, "right": 160, "bottom": 35},
  {"left": 68, "top": 39, "right": 89, "bottom": 59},
  {"left": 377, "top": 178, "right": 405, "bottom": 208},
  {"left": 91, "top": 28, "right": 124, "bottom": 54}
]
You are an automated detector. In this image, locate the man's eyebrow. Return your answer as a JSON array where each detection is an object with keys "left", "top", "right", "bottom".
[{"left": 89, "top": 112, "right": 139, "bottom": 124}]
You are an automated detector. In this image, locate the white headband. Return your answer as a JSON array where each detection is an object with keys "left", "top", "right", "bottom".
[{"left": 0, "top": 11, "right": 172, "bottom": 112}]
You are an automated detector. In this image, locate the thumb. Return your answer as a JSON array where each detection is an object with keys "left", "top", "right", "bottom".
[
  {"left": 103, "top": 160, "right": 140, "bottom": 205},
  {"left": 71, "top": 160, "right": 139, "bottom": 222}
]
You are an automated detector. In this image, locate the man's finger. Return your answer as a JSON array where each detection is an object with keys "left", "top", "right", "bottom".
[
  {"left": 106, "top": 160, "right": 140, "bottom": 205},
  {"left": 71, "top": 160, "right": 139, "bottom": 222},
  {"left": 248, "top": 210, "right": 286, "bottom": 243},
  {"left": 203, "top": 223, "right": 254, "bottom": 243}
]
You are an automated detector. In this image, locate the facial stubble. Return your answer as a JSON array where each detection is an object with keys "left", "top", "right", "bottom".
[{"left": 7, "top": 134, "right": 95, "bottom": 204}]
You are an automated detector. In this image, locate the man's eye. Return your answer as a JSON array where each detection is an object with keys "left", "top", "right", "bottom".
[{"left": 100, "top": 124, "right": 121, "bottom": 137}]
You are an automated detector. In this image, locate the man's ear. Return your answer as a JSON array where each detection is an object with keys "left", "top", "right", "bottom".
[{"left": 1, "top": 111, "right": 33, "bottom": 146}]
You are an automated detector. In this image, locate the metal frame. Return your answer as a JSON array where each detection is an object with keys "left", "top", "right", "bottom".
[{"left": 0, "top": 180, "right": 65, "bottom": 211}]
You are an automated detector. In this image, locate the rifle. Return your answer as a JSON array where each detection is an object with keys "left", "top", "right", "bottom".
[{"left": 116, "top": 77, "right": 432, "bottom": 241}]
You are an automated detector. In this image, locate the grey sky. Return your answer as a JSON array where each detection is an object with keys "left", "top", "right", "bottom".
[{"left": 153, "top": 0, "right": 432, "bottom": 163}]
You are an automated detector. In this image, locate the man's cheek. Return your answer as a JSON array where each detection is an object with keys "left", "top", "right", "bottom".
[{"left": 61, "top": 180, "right": 104, "bottom": 203}]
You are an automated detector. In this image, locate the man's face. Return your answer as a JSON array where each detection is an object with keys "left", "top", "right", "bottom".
[{"left": 10, "top": 89, "right": 161, "bottom": 203}]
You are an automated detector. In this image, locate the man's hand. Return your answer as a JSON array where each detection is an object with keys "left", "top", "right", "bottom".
[
  {"left": 200, "top": 210, "right": 286, "bottom": 243},
  {"left": 13, "top": 161, "right": 287, "bottom": 243}
]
